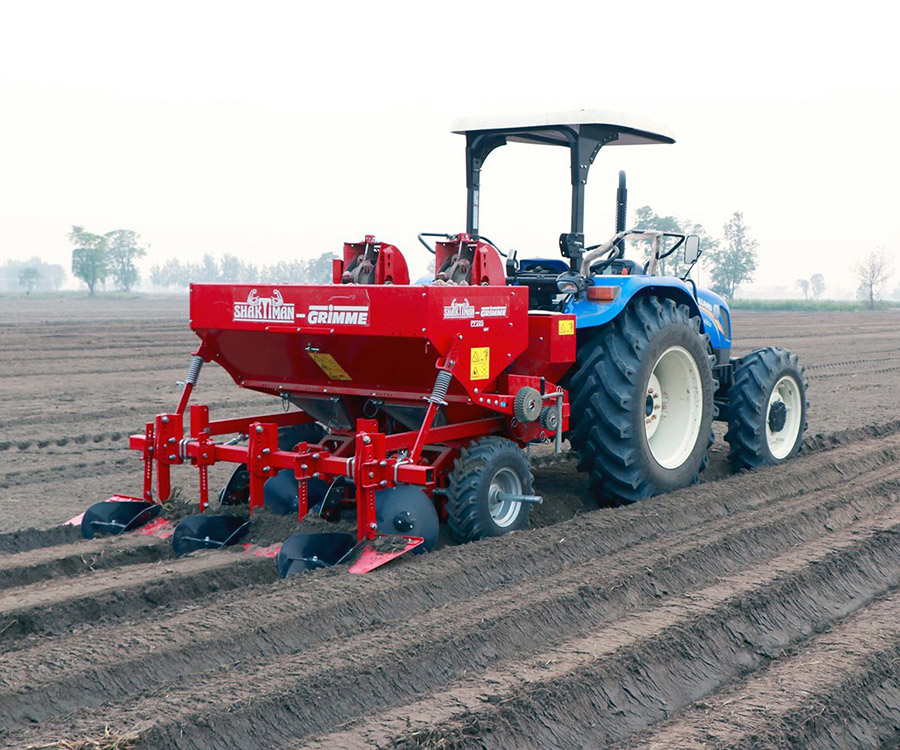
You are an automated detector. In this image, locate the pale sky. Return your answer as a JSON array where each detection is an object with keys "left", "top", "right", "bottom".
[{"left": 1, "top": 1, "right": 898, "bottom": 298}]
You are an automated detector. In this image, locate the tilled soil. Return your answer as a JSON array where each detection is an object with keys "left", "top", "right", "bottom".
[{"left": 2, "top": 297, "right": 900, "bottom": 749}]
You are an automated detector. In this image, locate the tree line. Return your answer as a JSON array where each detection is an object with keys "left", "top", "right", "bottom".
[
  {"left": 148, "top": 251, "right": 337, "bottom": 290},
  {"left": 0, "top": 257, "right": 66, "bottom": 294}
]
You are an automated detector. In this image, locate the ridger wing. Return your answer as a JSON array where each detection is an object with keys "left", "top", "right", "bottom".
[{"left": 81, "top": 111, "right": 807, "bottom": 575}]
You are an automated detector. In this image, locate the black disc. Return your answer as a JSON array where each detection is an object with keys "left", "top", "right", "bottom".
[
  {"left": 263, "top": 469, "right": 328, "bottom": 516},
  {"left": 375, "top": 486, "right": 439, "bottom": 553},
  {"left": 172, "top": 514, "right": 250, "bottom": 556},
  {"left": 277, "top": 531, "right": 356, "bottom": 578},
  {"left": 219, "top": 464, "right": 250, "bottom": 506},
  {"left": 217, "top": 423, "right": 325, "bottom": 507},
  {"left": 81, "top": 500, "right": 160, "bottom": 539}
]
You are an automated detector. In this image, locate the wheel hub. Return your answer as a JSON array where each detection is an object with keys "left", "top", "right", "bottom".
[
  {"left": 768, "top": 400, "right": 787, "bottom": 432},
  {"left": 488, "top": 467, "right": 524, "bottom": 528},
  {"left": 645, "top": 372, "right": 663, "bottom": 440}
]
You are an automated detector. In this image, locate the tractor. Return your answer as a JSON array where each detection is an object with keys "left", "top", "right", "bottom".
[{"left": 80, "top": 111, "right": 808, "bottom": 575}]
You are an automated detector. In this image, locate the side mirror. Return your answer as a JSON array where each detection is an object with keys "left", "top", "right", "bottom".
[{"left": 684, "top": 234, "right": 700, "bottom": 265}]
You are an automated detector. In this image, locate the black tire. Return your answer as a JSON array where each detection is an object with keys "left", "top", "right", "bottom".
[
  {"left": 725, "top": 347, "right": 807, "bottom": 471},
  {"left": 446, "top": 437, "right": 533, "bottom": 543},
  {"left": 567, "top": 296, "right": 715, "bottom": 504}
]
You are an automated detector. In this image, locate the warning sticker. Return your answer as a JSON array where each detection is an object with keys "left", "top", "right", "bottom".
[
  {"left": 470, "top": 347, "right": 490, "bottom": 381},
  {"left": 558, "top": 319, "right": 575, "bottom": 336},
  {"left": 308, "top": 352, "right": 352, "bottom": 381}
]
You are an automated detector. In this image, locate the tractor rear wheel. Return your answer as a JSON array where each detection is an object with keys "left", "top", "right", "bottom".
[
  {"left": 446, "top": 437, "right": 533, "bottom": 543},
  {"left": 567, "top": 296, "right": 715, "bottom": 504},
  {"left": 725, "top": 347, "right": 807, "bottom": 470}
]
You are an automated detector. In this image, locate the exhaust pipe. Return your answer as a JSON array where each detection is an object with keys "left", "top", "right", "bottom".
[{"left": 615, "top": 170, "right": 627, "bottom": 254}]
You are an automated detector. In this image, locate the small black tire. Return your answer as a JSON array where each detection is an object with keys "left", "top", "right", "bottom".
[
  {"left": 566, "top": 296, "right": 716, "bottom": 504},
  {"left": 725, "top": 347, "right": 807, "bottom": 471},
  {"left": 446, "top": 437, "right": 534, "bottom": 543}
]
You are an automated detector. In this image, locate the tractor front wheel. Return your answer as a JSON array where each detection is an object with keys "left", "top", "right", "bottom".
[
  {"left": 446, "top": 437, "right": 534, "bottom": 543},
  {"left": 567, "top": 296, "right": 715, "bottom": 504},
  {"left": 725, "top": 347, "right": 807, "bottom": 470}
]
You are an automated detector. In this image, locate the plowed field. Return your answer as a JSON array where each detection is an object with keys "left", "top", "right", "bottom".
[{"left": 2, "top": 296, "right": 900, "bottom": 749}]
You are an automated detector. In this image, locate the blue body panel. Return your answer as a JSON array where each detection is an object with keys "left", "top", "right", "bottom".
[{"left": 564, "top": 275, "right": 732, "bottom": 350}]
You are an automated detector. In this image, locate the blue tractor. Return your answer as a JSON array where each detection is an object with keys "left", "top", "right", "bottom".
[{"left": 455, "top": 111, "right": 808, "bottom": 503}]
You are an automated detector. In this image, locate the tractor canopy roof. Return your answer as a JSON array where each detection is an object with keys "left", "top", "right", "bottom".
[
  {"left": 452, "top": 110, "right": 675, "bottom": 238},
  {"left": 452, "top": 109, "right": 675, "bottom": 146}
]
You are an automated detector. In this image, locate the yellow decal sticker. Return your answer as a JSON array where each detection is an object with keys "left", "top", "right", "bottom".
[
  {"left": 558, "top": 319, "right": 575, "bottom": 336},
  {"left": 470, "top": 347, "right": 490, "bottom": 381},
  {"left": 308, "top": 352, "right": 352, "bottom": 381}
]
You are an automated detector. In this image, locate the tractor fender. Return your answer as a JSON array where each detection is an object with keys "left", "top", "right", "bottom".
[{"left": 564, "top": 276, "right": 732, "bottom": 350}]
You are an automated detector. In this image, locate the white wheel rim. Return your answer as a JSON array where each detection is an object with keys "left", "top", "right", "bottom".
[
  {"left": 766, "top": 375, "right": 803, "bottom": 459},
  {"left": 488, "top": 467, "right": 522, "bottom": 528},
  {"left": 644, "top": 346, "right": 704, "bottom": 470}
]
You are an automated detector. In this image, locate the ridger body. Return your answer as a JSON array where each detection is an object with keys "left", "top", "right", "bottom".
[{"left": 81, "top": 111, "right": 808, "bottom": 576}]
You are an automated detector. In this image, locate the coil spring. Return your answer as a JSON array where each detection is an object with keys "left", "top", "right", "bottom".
[
  {"left": 185, "top": 355, "right": 204, "bottom": 385},
  {"left": 426, "top": 369, "right": 452, "bottom": 405}
]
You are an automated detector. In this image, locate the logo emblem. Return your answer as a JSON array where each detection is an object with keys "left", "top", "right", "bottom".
[
  {"left": 233, "top": 289, "right": 295, "bottom": 323},
  {"left": 444, "top": 298, "right": 476, "bottom": 319},
  {"left": 302, "top": 304, "right": 370, "bottom": 326}
]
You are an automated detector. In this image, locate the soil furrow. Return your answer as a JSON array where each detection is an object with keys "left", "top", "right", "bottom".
[
  {"left": 1, "top": 430, "right": 895, "bottom": 654},
  {"left": 0, "top": 551, "right": 276, "bottom": 646},
  {"left": 616, "top": 594, "right": 900, "bottom": 750},
  {"left": 4, "top": 450, "right": 900, "bottom": 747},
  {"left": 0, "top": 533, "right": 173, "bottom": 591},
  {"left": 20, "top": 492, "right": 899, "bottom": 750},
  {"left": 4, "top": 455, "right": 898, "bottom": 731},
  {"left": 342, "top": 526, "right": 900, "bottom": 750},
  {"left": 0, "top": 457, "right": 136, "bottom": 489}
]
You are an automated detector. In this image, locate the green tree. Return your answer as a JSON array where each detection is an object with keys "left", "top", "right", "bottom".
[
  {"left": 810, "top": 273, "right": 825, "bottom": 300},
  {"left": 633, "top": 206, "right": 683, "bottom": 275},
  {"left": 150, "top": 259, "right": 189, "bottom": 290},
  {"left": 69, "top": 226, "right": 107, "bottom": 296},
  {"left": 18, "top": 267, "right": 40, "bottom": 294},
  {"left": 707, "top": 212, "right": 758, "bottom": 299},
  {"left": 306, "top": 251, "right": 338, "bottom": 283},
  {"left": 632, "top": 207, "right": 716, "bottom": 278},
  {"left": 105, "top": 229, "right": 147, "bottom": 292},
  {"left": 220, "top": 254, "right": 258, "bottom": 282},
  {"left": 262, "top": 259, "right": 308, "bottom": 282},
  {"left": 193, "top": 254, "right": 222, "bottom": 283}
]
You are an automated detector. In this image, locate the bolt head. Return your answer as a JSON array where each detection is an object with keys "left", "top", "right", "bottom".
[
  {"left": 362, "top": 435, "right": 371, "bottom": 444},
  {"left": 255, "top": 426, "right": 263, "bottom": 434},
  {"left": 161, "top": 416, "right": 169, "bottom": 424}
]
